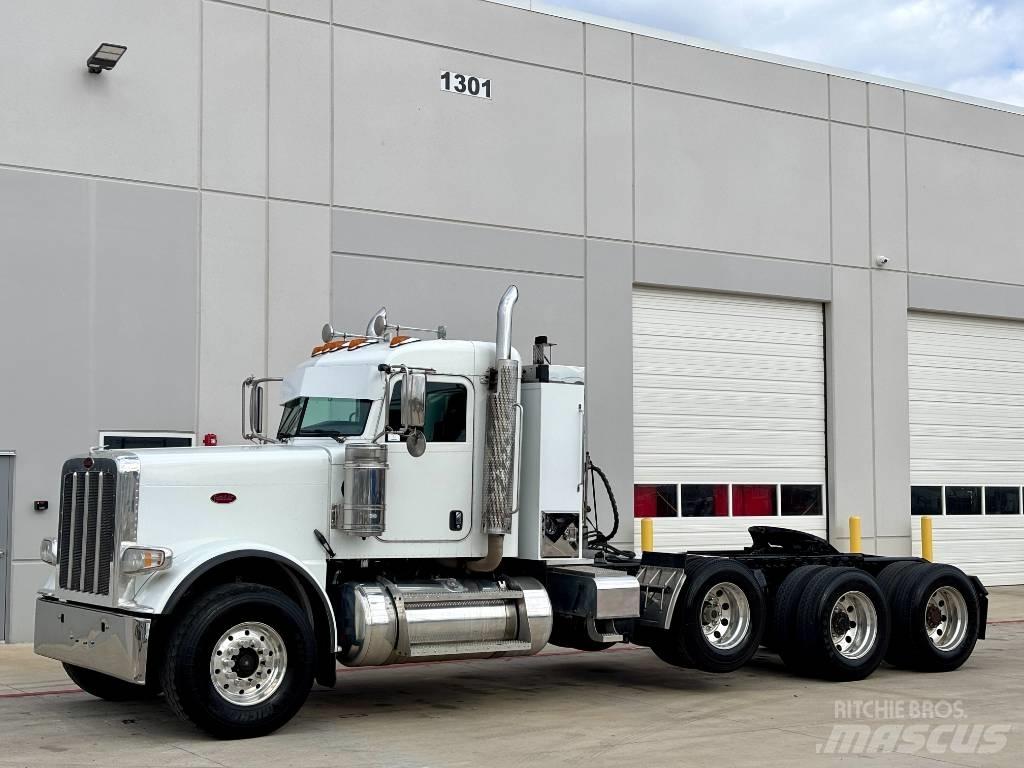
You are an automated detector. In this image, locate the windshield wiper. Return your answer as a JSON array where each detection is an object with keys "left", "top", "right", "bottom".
[{"left": 297, "top": 429, "right": 346, "bottom": 444}]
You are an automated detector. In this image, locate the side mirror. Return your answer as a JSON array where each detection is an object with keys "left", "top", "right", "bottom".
[
  {"left": 249, "top": 384, "right": 264, "bottom": 436},
  {"left": 400, "top": 371, "right": 426, "bottom": 430}
]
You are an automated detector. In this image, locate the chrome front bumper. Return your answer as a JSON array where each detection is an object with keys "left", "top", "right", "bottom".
[{"left": 34, "top": 598, "right": 151, "bottom": 685}]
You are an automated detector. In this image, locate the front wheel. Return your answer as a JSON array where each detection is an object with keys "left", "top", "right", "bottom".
[
  {"left": 64, "top": 663, "right": 160, "bottom": 701},
  {"left": 162, "top": 583, "right": 316, "bottom": 739}
]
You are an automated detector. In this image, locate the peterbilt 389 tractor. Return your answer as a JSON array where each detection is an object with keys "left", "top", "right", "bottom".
[{"left": 34, "top": 286, "right": 988, "bottom": 739}]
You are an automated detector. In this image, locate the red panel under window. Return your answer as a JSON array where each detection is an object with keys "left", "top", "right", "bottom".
[
  {"left": 634, "top": 486, "right": 658, "bottom": 518},
  {"left": 714, "top": 485, "right": 729, "bottom": 517},
  {"left": 732, "top": 485, "right": 777, "bottom": 516}
]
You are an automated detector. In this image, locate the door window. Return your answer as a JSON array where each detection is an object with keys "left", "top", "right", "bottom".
[{"left": 388, "top": 382, "right": 467, "bottom": 442}]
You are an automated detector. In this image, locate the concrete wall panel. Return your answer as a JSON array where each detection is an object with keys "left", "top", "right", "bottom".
[
  {"left": 634, "top": 244, "right": 832, "bottom": 303},
  {"left": 585, "top": 24, "right": 631, "bottom": 81},
  {"left": 634, "top": 37, "right": 828, "bottom": 118},
  {"left": 0, "top": 169, "right": 93, "bottom": 559},
  {"left": 202, "top": 1, "right": 268, "bottom": 195},
  {"left": 907, "top": 92, "right": 1024, "bottom": 157},
  {"left": 871, "top": 269, "right": 911, "bottom": 538},
  {"left": 199, "top": 193, "right": 267, "bottom": 444},
  {"left": 586, "top": 78, "right": 633, "bottom": 240},
  {"left": 830, "top": 124, "right": 870, "bottom": 268},
  {"left": 93, "top": 181, "right": 198, "bottom": 431},
  {"left": 333, "top": 0, "right": 583, "bottom": 71},
  {"left": 827, "top": 267, "right": 876, "bottom": 544},
  {"left": 635, "top": 88, "right": 830, "bottom": 261},
  {"left": 907, "top": 137, "right": 1024, "bottom": 284},
  {"left": 333, "top": 28, "right": 584, "bottom": 234},
  {"left": 332, "top": 255, "right": 584, "bottom": 364},
  {"left": 910, "top": 274, "right": 1024, "bottom": 322},
  {"left": 584, "top": 240, "right": 633, "bottom": 548},
  {"left": 332, "top": 208, "right": 584, "bottom": 276},
  {"left": 869, "top": 129, "right": 908, "bottom": 270},
  {"left": 268, "top": 201, "right": 331, "bottom": 425},
  {"left": 270, "top": 14, "right": 331, "bottom": 203},
  {"left": 0, "top": 0, "right": 199, "bottom": 186},
  {"left": 271, "top": 0, "right": 330, "bottom": 21},
  {"left": 8, "top": 562, "right": 52, "bottom": 643},
  {"left": 829, "top": 76, "right": 867, "bottom": 126},
  {"left": 868, "top": 84, "right": 905, "bottom": 132}
]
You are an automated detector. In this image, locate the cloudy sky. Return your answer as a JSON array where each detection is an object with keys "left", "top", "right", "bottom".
[{"left": 550, "top": 0, "right": 1024, "bottom": 107}]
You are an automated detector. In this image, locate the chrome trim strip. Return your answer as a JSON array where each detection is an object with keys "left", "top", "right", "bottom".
[
  {"left": 69, "top": 473, "right": 80, "bottom": 591},
  {"left": 93, "top": 473, "right": 104, "bottom": 593}
]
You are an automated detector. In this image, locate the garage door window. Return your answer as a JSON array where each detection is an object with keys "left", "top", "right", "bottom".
[
  {"left": 635, "top": 483, "right": 823, "bottom": 518},
  {"left": 633, "top": 485, "right": 679, "bottom": 517},
  {"left": 911, "top": 485, "right": 1024, "bottom": 515}
]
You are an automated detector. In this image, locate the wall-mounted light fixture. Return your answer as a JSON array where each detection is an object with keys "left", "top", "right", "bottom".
[{"left": 87, "top": 43, "right": 127, "bottom": 74}]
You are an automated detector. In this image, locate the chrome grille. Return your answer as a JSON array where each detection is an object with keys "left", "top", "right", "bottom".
[{"left": 58, "top": 470, "right": 116, "bottom": 595}]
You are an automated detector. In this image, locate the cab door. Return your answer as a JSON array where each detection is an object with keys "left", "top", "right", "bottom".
[{"left": 380, "top": 376, "right": 474, "bottom": 542}]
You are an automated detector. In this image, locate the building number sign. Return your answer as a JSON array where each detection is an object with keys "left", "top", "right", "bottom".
[{"left": 440, "top": 70, "right": 492, "bottom": 99}]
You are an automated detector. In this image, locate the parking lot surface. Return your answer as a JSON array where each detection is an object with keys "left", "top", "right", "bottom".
[{"left": 2, "top": 587, "right": 1022, "bottom": 768}]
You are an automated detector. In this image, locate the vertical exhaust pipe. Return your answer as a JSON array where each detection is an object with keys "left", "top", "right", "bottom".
[{"left": 468, "top": 285, "right": 519, "bottom": 573}]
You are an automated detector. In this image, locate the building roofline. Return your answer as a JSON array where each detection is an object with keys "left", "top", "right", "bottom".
[{"left": 493, "top": 0, "right": 1024, "bottom": 118}]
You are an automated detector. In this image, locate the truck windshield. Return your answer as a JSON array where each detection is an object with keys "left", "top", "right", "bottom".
[{"left": 278, "top": 397, "right": 373, "bottom": 440}]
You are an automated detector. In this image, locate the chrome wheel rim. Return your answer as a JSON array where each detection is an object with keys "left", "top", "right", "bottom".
[
  {"left": 925, "top": 586, "right": 969, "bottom": 651},
  {"left": 830, "top": 591, "right": 878, "bottom": 660},
  {"left": 700, "top": 581, "right": 751, "bottom": 651},
  {"left": 210, "top": 621, "right": 288, "bottom": 706}
]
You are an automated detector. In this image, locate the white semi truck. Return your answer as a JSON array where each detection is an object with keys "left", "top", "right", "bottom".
[{"left": 34, "top": 286, "right": 988, "bottom": 739}]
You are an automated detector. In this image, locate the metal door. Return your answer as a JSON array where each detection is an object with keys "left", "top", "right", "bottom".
[{"left": 0, "top": 455, "right": 11, "bottom": 641}]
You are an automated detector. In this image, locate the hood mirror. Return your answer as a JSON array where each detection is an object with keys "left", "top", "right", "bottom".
[{"left": 406, "top": 429, "right": 426, "bottom": 457}]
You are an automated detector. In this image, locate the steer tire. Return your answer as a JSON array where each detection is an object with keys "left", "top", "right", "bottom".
[
  {"left": 885, "top": 563, "right": 980, "bottom": 672},
  {"left": 64, "top": 664, "right": 161, "bottom": 701},
  {"left": 790, "top": 567, "right": 890, "bottom": 681},
  {"left": 162, "top": 583, "right": 316, "bottom": 739},
  {"left": 654, "top": 558, "right": 765, "bottom": 674},
  {"left": 771, "top": 564, "right": 826, "bottom": 666}
]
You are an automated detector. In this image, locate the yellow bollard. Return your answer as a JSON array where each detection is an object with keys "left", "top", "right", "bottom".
[
  {"left": 641, "top": 518, "right": 654, "bottom": 552},
  {"left": 849, "top": 515, "right": 862, "bottom": 553},
  {"left": 921, "top": 516, "right": 934, "bottom": 562}
]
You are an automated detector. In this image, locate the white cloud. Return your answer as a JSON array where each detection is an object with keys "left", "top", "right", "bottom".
[{"left": 550, "top": 0, "right": 1024, "bottom": 107}]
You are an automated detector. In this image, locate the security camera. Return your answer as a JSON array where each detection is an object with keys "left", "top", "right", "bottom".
[{"left": 875, "top": 254, "right": 890, "bottom": 266}]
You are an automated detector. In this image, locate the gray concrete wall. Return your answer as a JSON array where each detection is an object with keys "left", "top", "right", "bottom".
[{"left": 2, "top": 0, "right": 1024, "bottom": 638}]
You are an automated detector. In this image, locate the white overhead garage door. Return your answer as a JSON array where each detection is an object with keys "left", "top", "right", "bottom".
[
  {"left": 632, "top": 287, "right": 827, "bottom": 552},
  {"left": 909, "top": 312, "right": 1024, "bottom": 586}
]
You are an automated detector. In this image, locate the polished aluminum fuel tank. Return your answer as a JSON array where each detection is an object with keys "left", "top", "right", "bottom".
[
  {"left": 336, "top": 443, "right": 387, "bottom": 535},
  {"left": 339, "top": 576, "right": 552, "bottom": 666}
]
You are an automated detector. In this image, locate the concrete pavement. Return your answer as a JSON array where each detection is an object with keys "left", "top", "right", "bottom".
[{"left": 2, "top": 586, "right": 1022, "bottom": 767}]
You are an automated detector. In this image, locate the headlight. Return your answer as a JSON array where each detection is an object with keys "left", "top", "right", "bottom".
[
  {"left": 39, "top": 537, "right": 58, "bottom": 566},
  {"left": 121, "top": 546, "right": 173, "bottom": 575}
]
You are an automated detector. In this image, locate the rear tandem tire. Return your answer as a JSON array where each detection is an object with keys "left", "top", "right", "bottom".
[
  {"left": 789, "top": 567, "right": 890, "bottom": 681},
  {"left": 653, "top": 557, "right": 766, "bottom": 673},
  {"left": 884, "top": 562, "right": 980, "bottom": 672},
  {"left": 771, "top": 564, "right": 826, "bottom": 664},
  {"left": 63, "top": 663, "right": 161, "bottom": 701}
]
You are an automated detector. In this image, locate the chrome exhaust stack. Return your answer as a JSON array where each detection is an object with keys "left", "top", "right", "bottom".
[{"left": 468, "top": 285, "right": 520, "bottom": 572}]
